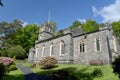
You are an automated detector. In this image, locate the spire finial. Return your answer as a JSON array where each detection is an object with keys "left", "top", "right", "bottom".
[{"left": 48, "top": 10, "right": 51, "bottom": 23}]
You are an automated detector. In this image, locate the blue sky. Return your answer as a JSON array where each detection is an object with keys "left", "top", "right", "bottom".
[{"left": 0, "top": 0, "right": 119, "bottom": 30}]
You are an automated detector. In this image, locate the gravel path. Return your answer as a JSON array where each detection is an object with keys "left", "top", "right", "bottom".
[{"left": 17, "top": 64, "right": 54, "bottom": 80}]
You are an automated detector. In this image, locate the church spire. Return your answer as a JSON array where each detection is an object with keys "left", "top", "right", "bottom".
[{"left": 48, "top": 10, "right": 51, "bottom": 23}]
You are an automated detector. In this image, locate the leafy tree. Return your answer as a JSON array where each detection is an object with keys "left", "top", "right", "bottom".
[
  {"left": 6, "top": 45, "right": 26, "bottom": 59},
  {"left": 69, "top": 20, "right": 81, "bottom": 30},
  {"left": 112, "top": 21, "right": 120, "bottom": 36},
  {"left": 56, "top": 30, "right": 64, "bottom": 35},
  {"left": 0, "top": 20, "right": 23, "bottom": 49},
  {"left": 112, "top": 21, "right": 120, "bottom": 44},
  {"left": 13, "top": 24, "right": 39, "bottom": 53},
  {"left": 81, "top": 19, "right": 99, "bottom": 32}
]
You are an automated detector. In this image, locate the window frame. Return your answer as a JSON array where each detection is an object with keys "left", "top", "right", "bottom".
[
  {"left": 42, "top": 45, "right": 45, "bottom": 57},
  {"left": 50, "top": 43, "right": 54, "bottom": 56},
  {"left": 59, "top": 40, "right": 65, "bottom": 56}
]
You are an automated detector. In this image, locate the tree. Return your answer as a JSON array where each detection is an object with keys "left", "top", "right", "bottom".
[
  {"left": 13, "top": 24, "right": 39, "bottom": 53},
  {"left": 112, "top": 21, "right": 120, "bottom": 36},
  {"left": 6, "top": 45, "right": 26, "bottom": 59},
  {"left": 56, "top": 30, "right": 64, "bottom": 35},
  {"left": 0, "top": 20, "right": 23, "bottom": 49},
  {"left": 0, "top": 0, "right": 3, "bottom": 7},
  {"left": 112, "top": 21, "right": 120, "bottom": 44},
  {"left": 69, "top": 20, "right": 81, "bottom": 30},
  {"left": 81, "top": 19, "right": 99, "bottom": 32}
]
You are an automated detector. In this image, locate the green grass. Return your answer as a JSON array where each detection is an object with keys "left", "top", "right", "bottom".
[
  {"left": 31, "top": 64, "right": 119, "bottom": 80},
  {"left": 3, "top": 68, "right": 25, "bottom": 80},
  {"left": 22, "top": 62, "right": 32, "bottom": 67}
]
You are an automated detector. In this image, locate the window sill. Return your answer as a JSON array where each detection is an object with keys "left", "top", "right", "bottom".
[{"left": 60, "top": 54, "right": 65, "bottom": 56}]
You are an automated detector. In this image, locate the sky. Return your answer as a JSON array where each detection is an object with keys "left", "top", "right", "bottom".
[{"left": 0, "top": 0, "right": 120, "bottom": 30}]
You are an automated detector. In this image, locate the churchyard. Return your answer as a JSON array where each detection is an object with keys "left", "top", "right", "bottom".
[{"left": 1, "top": 61, "right": 119, "bottom": 80}]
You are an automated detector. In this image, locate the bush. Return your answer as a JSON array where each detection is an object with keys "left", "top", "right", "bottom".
[
  {"left": 0, "top": 57, "right": 17, "bottom": 73},
  {"left": 92, "top": 68, "right": 103, "bottom": 78},
  {"left": 112, "top": 55, "right": 120, "bottom": 78},
  {"left": 39, "top": 56, "right": 57, "bottom": 69},
  {"left": 89, "top": 59, "right": 103, "bottom": 66},
  {"left": 0, "top": 63, "right": 6, "bottom": 80},
  {"left": 0, "top": 57, "right": 13, "bottom": 66},
  {"left": 6, "top": 45, "right": 26, "bottom": 59},
  {"left": 8, "top": 65, "right": 17, "bottom": 72},
  {"left": 31, "top": 63, "right": 36, "bottom": 68}
]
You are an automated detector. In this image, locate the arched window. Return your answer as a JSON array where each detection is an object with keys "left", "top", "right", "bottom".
[
  {"left": 59, "top": 40, "right": 65, "bottom": 55},
  {"left": 50, "top": 43, "right": 54, "bottom": 56},
  {"left": 113, "top": 36, "right": 117, "bottom": 52},
  {"left": 80, "top": 41, "right": 85, "bottom": 52},
  {"left": 35, "top": 46, "right": 39, "bottom": 57},
  {"left": 42, "top": 45, "right": 45, "bottom": 57},
  {"left": 96, "top": 37, "right": 100, "bottom": 51}
]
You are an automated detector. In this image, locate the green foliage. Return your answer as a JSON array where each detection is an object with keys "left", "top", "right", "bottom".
[
  {"left": 112, "top": 21, "right": 120, "bottom": 36},
  {"left": 13, "top": 56, "right": 16, "bottom": 61},
  {"left": 0, "top": 63, "right": 6, "bottom": 80},
  {"left": 112, "top": 21, "right": 120, "bottom": 44},
  {"left": 31, "top": 64, "right": 118, "bottom": 80},
  {"left": 3, "top": 68, "right": 25, "bottom": 80},
  {"left": 92, "top": 68, "right": 103, "bottom": 78},
  {"left": 68, "top": 19, "right": 99, "bottom": 33},
  {"left": 82, "top": 19, "right": 99, "bottom": 32},
  {"left": 112, "top": 55, "right": 120, "bottom": 78},
  {"left": 6, "top": 45, "right": 26, "bottom": 59},
  {"left": 69, "top": 20, "right": 81, "bottom": 30},
  {"left": 0, "top": 19, "right": 23, "bottom": 49},
  {"left": 39, "top": 56, "right": 57, "bottom": 69},
  {"left": 8, "top": 65, "right": 17, "bottom": 72},
  {"left": 56, "top": 30, "right": 64, "bottom": 35},
  {"left": 0, "top": 49, "right": 7, "bottom": 57},
  {"left": 14, "top": 24, "right": 39, "bottom": 53}
]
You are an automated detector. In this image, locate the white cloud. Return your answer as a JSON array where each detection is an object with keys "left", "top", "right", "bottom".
[
  {"left": 77, "top": 19, "right": 86, "bottom": 23},
  {"left": 92, "top": 0, "right": 120, "bottom": 22}
]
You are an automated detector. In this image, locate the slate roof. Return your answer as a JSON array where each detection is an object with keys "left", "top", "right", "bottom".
[{"left": 71, "top": 28, "right": 84, "bottom": 37}]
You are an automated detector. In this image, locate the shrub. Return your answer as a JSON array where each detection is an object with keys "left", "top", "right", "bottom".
[
  {"left": 13, "top": 56, "right": 16, "bottom": 61},
  {"left": 53, "top": 70, "right": 69, "bottom": 80},
  {"left": 6, "top": 45, "right": 26, "bottom": 59},
  {"left": 39, "top": 56, "right": 57, "bottom": 69},
  {"left": 89, "top": 59, "right": 103, "bottom": 66},
  {"left": 0, "top": 57, "right": 13, "bottom": 66},
  {"left": 92, "top": 68, "right": 103, "bottom": 78},
  {"left": 0, "top": 63, "right": 6, "bottom": 80},
  {"left": 112, "top": 55, "right": 120, "bottom": 78},
  {"left": 8, "top": 65, "right": 17, "bottom": 72},
  {"left": 0, "top": 57, "right": 17, "bottom": 73},
  {"left": 31, "top": 63, "right": 36, "bottom": 68}
]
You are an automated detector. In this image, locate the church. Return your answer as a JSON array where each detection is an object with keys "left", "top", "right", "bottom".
[{"left": 28, "top": 22, "right": 120, "bottom": 64}]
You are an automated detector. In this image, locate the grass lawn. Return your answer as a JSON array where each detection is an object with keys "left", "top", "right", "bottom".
[
  {"left": 22, "top": 62, "right": 32, "bottom": 67},
  {"left": 31, "top": 64, "right": 119, "bottom": 80},
  {"left": 3, "top": 65, "right": 25, "bottom": 80}
]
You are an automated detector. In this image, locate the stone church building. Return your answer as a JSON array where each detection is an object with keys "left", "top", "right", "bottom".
[{"left": 28, "top": 22, "right": 120, "bottom": 64}]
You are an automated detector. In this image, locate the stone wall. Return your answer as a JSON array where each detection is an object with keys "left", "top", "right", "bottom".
[
  {"left": 73, "top": 29, "right": 112, "bottom": 64},
  {"left": 28, "top": 48, "right": 35, "bottom": 63},
  {"left": 34, "top": 34, "right": 73, "bottom": 63}
]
